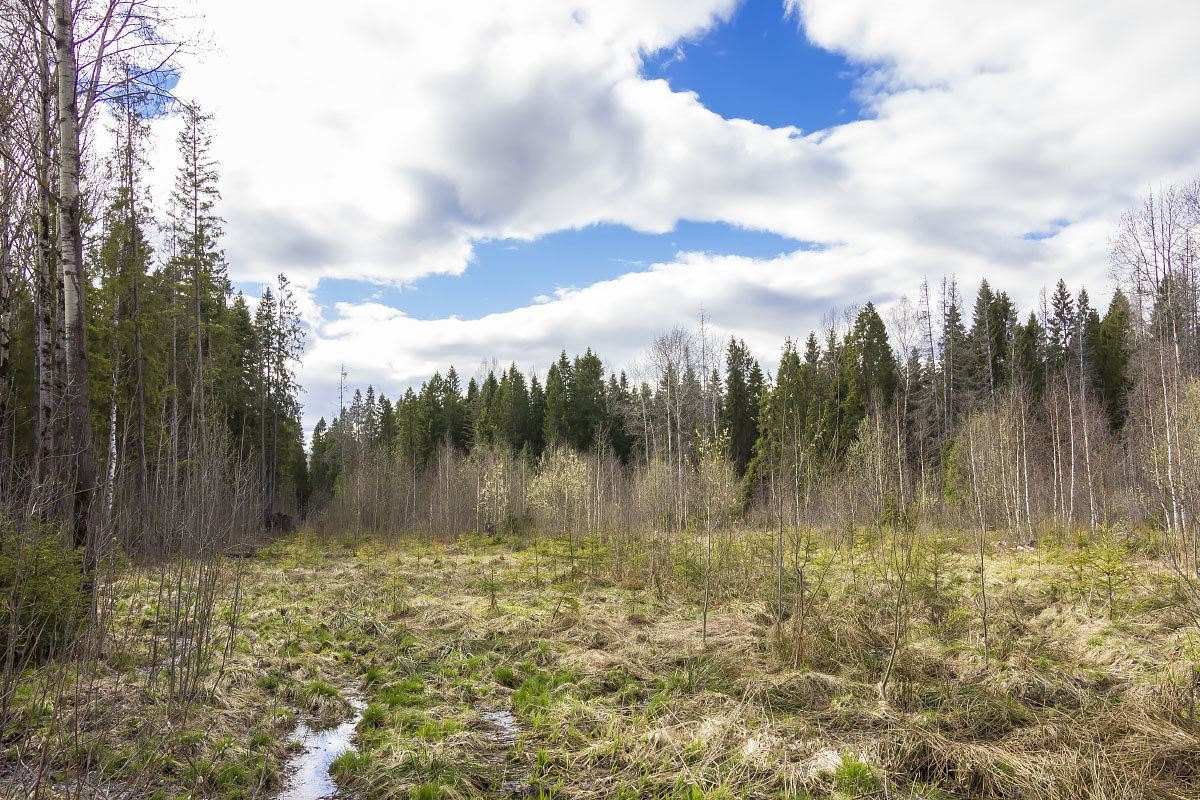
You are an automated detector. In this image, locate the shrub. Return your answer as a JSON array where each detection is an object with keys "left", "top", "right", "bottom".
[{"left": 0, "top": 521, "right": 86, "bottom": 662}]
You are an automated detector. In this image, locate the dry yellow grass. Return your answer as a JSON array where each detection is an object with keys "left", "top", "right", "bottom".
[{"left": 4, "top": 530, "right": 1199, "bottom": 799}]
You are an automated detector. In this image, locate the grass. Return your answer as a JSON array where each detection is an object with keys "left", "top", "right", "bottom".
[
  {"left": 834, "top": 754, "right": 879, "bottom": 794},
  {"left": 329, "top": 749, "right": 371, "bottom": 779},
  {"left": 4, "top": 529, "right": 1199, "bottom": 800}
]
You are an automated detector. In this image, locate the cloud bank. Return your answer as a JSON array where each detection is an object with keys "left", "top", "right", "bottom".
[{"left": 148, "top": 0, "right": 1200, "bottom": 427}]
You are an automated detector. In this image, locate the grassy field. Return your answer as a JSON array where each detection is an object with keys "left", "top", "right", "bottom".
[{"left": 6, "top": 529, "right": 1200, "bottom": 800}]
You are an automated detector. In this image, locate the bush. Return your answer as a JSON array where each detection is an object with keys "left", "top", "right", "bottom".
[{"left": 0, "top": 521, "right": 86, "bottom": 662}]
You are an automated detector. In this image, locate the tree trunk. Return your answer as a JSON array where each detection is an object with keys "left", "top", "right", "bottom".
[
  {"left": 967, "top": 424, "right": 990, "bottom": 667},
  {"left": 105, "top": 293, "right": 119, "bottom": 518},
  {"left": 126, "top": 104, "right": 148, "bottom": 509},
  {"left": 55, "top": 0, "right": 97, "bottom": 556},
  {"left": 1065, "top": 377, "right": 1076, "bottom": 529},
  {"left": 32, "top": 3, "right": 62, "bottom": 501},
  {"left": 0, "top": 184, "right": 11, "bottom": 480},
  {"left": 1079, "top": 331, "right": 1096, "bottom": 530}
]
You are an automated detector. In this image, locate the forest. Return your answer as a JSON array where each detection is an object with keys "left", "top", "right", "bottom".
[{"left": 3, "top": 1, "right": 1200, "bottom": 799}]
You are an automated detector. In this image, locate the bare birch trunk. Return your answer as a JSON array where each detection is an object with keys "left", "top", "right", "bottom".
[
  {"left": 1020, "top": 400, "right": 1035, "bottom": 544},
  {"left": 32, "top": 3, "right": 60, "bottom": 498},
  {"left": 1079, "top": 334, "right": 1096, "bottom": 529},
  {"left": 55, "top": 0, "right": 96, "bottom": 555},
  {"left": 0, "top": 206, "right": 10, "bottom": 480},
  {"left": 0, "top": 159, "right": 12, "bottom": 474},
  {"left": 105, "top": 294, "right": 119, "bottom": 517},
  {"left": 967, "top": 424, "right": 990, "bottom": 666},
  {"left": 1065, "top": 377, "right": 1076, "bottom": 529},
  {"left": 125, "top": 104, "right": 148, "bottom": 507}
]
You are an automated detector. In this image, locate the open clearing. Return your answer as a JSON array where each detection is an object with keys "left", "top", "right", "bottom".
[{"left": 9, "top": 531, "right": 1200, "bottom": 800}]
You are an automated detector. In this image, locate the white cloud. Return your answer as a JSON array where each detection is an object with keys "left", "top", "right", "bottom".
[{"left": 139, "top": 0, "right": 1200, "bottom": 429}]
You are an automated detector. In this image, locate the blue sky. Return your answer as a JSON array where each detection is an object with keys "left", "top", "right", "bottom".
[
  {"left": 297, "top": 0, "right": 853, "bottom": 324},
  {"left": 161, "top": 0, "right": 1200, "bottom": 428},
  {"left": 641, "top": 0, "right": 862, "bottom": 131},
  {"left": 284, "top": 222, "right": 811, "bottom": 321}
]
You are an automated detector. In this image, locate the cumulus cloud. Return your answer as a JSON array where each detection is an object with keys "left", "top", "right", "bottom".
[
  {"left": 144, "top": 0, "right": 1200, "bottom": 428},
  {"left": 299, "top": 239, "right": 983, "bottom": 424}
]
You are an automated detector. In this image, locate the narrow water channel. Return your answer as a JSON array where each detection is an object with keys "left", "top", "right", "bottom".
[
  {"left": 275, "top": 690, "right": 367, "bottom": 800},
  {"left": 480, "top": 709, "right": 526, "bottom": 795}
]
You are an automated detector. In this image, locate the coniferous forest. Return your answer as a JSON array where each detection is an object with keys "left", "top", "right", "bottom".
[{"left": 3, "top": 2, "right": 1200, "bottom": 800}]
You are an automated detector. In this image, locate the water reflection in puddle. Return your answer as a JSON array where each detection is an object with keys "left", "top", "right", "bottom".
[
  {"left": 481, "top": 709, "right": 519, "bottom": 745},
  {"left": 275, "top": 692, "right": 367, "bottom": 800},
  {"left": 480, "top": 709, "right": 528, "bottom": 796}
]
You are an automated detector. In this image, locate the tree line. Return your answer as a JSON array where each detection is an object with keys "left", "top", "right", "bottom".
[
  {"left": 313, "top": 278, "right": 1136, "bottom": 513},
  {"left": 0, "top": 1, "right": 307, "bottom": 560},
  {"left": 315, "top": 182, "right": 1197, "bottom": 600},
  {"left": 1, "top": 3, "right": 310, "bottom": 769}
]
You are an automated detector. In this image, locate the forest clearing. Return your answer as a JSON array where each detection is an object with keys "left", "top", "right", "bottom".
[
  {"left": 5, "top": 1, "right": 1200, "bottom": 798},
  {"left": 4, "top": 526, "right": 1198, "bottom": 800}
]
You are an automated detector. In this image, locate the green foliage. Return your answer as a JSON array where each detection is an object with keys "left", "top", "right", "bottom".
[
  {"left": 300, "top": 677, "right": 338, "bottom": 701},
  {"left": 512, "top": 667, "right": 578, "bottom": 714},
  {"left": 0, "top": 523, "right": 85, "bottom": 662},
  {"left": 1094, "top": 290, "right": 1134, "bottom": 428},
  {"left": 723, "top": 337, "right": 761, "bottom": 474},
  {"left": 413, "top": 784, "right": 443, "bottom": 800},
  {"left": 1059, "top": 530, "right": 1136, "bottom": 617}
]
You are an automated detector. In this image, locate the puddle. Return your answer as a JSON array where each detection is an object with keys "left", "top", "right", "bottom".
[
  {"left": 275, "top": 690, "right": 367, "bottom": 800},
  {"left": 481, "top": 710, "right": 519, "bottom": 746},
  {"left": 480, "top": 709, "right": 528, "bottom": 796}
]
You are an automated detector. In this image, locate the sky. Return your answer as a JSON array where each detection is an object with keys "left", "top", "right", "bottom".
[{"left": 142, "top": 0, "right": 1200, "bottom": 434}]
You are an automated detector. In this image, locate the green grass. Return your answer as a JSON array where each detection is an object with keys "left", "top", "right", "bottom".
[
  {"left": 494, "top": 665, "right": 520, "bottom": 688},
  {"left": 512, "top": 667, "right": 578, "bottom": 714},
  {"left": 834, "top": 754, "right": 880, "bottom": 795},
  {"left": 330, "top": 749, "right": 371, "bottom": 779},
  {"left": 379, "top": 677, "right": 425, "bottom": 707},
  {"left": 301, "top": 677, "right": 338, "bottom": 700},
  {"left": 360, "top": 702, "right": 388, "bottom": 729}
]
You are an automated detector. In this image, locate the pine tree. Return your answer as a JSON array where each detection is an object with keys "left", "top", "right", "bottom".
[
  {"left": 504, "top": 364, "right": 531, "bottom": 452},
  {"left": 939, "top": 279, "right": 969, "bottom": 428},
  {"left": 443, "top": 366, "right": 469, "bottom": 452},
  {"left": 476, "top": 370, "right": 501, "bottom": 446},
  {"left": 527, "top": 373, "right": 546, "bottom": 456},
  {"left": 169, "top": 103, "right": 228, "bottom": 429},
  {"left": 966, "top": 280, "right": 998, "bottom": 406},
  {"left": 378, "top": 395, "right": 397, "bottom": 453}
]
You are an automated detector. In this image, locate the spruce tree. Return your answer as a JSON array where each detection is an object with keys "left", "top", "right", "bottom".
[
  {"left": 1095, "top": 290, "right": 1133, "bottom": 428},
  {"left": 568, "top": 349, "right": 605, "bottom": 450},
  {"left": 543, "top": 352, "right": 571, "bottom": 446},
  {"left": 722, "top": 338, "right": 755, "bottom": 474}
]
